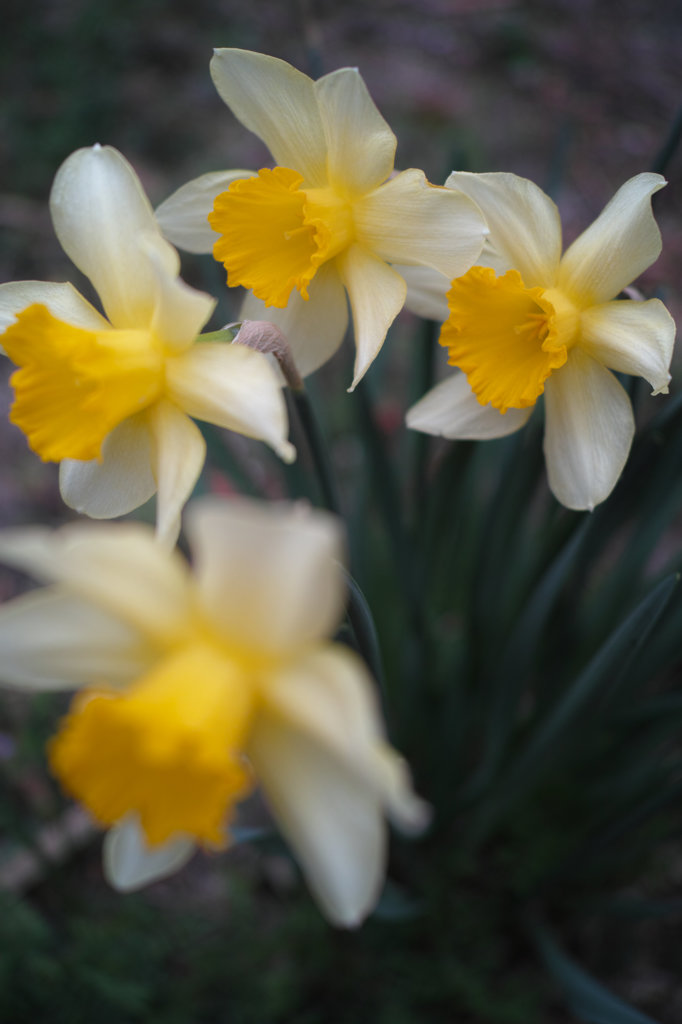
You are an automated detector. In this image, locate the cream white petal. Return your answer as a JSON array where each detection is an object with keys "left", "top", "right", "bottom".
[
  {"left": 260, "top": 646, "right": 429, "bottom": 834},
  {"left": 580, "top": 298, "right": 675, "bottom": 395},
  {"left": 446, "top": 171, "right": 562, "bottom": 288},
  {"left": 558, "top": 173, "right": 666, "bottom": 307},
  {"left": 147, "top": 400, "right": 206, "bottom": 549},
  {"left": 337, "top": 243, "right": 406, "bottom": 389},
  {"left": 155, "top": 169, "right": 255, "bottom": 254},
  {"left": 185, "top": 497, "right": 345, "bottom": 656},
  {"left": 543, "top": 348, "right": 635, "bottom": 511},
  {"left": 0, "top": 281, "right": 110, "bottom": 333},
  {"left": 314, "top": 67, "right": 396, "bottom": 195},
  {"left": 354, "top": 169, "right": 487, "bottom": 279},
  {"left": 103, "top": 815, "right": 196, "bottom": 892},
  {"left": 210, "top": 49, "right": 328, "bottom": 187},
  {"left": 165, "top": 341, "right": 295, "bottom": 462},
  {"left": 50, "top": 145, "right": 178, "bottom": 329},
  {"left": 248, "top": 705, "right": 385, "bottom": 928},
  {"left": 59, "top": 412, "right": 156, "bottom": 519},
  {"left": 474, "top": 238, "right": 518, "bottom": 277},
  {"left": 144, "top": 240, "right": 215, "bottom": 352},
  {"left": 240, "top": 261, "right": 349, "bottom": 378},
  {"left": 406, "top": 371, "right": 533, "bottom": 440},
  {"left": 261, "top": 646, "right": 385, "bottom": 764},
  {"left": 0, "top": 588, "right": 152, "bottom": 691},
  {"left": 397, "top": 264, "right": 450, "bottom": 323},
  {"left": 0, "top": 522, "right": 192, "bottom": 644},
  {"left": 372, "top": 745, "right": 431, "bottom": 835}
]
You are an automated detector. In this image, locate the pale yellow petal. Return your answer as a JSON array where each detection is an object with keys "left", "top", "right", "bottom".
[
  {"left": 155, "top": 170, "right": 256, "bottom": 254},
  {"left": 50, "top": 145, "right": 179, "bottom": 329},
  {"left": 103, "top": 815, "right": 196, "bottom": 892},
  {"left": 446, "top": 171, "right": 562, "bottom": 287},
  {"left": 580, "top": 298, "right": 675, "bottom": 395},
  {"left": 210, "top": 49, "right": 328, "bottom": 187},
  {"left": 59, "top": 412, "right": 156, "bottom": 519},
  {"left": 239, "top": 261, "right": 349, "bottom": 378},
  {"left": 261, "top": 646, "right": 385, "bottom": 762},
  {"left": 354, "top": 169, "right": 487, "bottom": 278},
  {"left": 144, "top": 240, "right": 215, "bottom": 352},
  {"left": 372, "top": 745, "right": 431, "bottom": 835},
  {"left": 260, "top": 646, "right": 429, "bottom": 834},
  {"left": 314, "top": 67, "right": 396, "bottom": 194},
  {"left": 558, "top": 173, "right": 666, "bottom": 307},
  {"left": 185, "top": 497, "right": 345, "bottom": 656},
  {"left": 252, "top": 646, "right": 428, "bottom": 924},
  {"left": 543, "top": 348, "right": 634, "bottom": 510},
  {"left": 0, "top": 521, "right": 192, "bottom": 644},
  {"left": 406, "top": 372, "right": 532, "bottom": 439},
  {"left": 165, "top": 341, "right": 295, "bottom": 463},
  {"left": 248, "top": 705, "right": 386, "bottom": 927},
  {"left": 0, "top": 588, "right": 152, "bottom": 690},
  {"left": 337, "top": 243, "right": 406, "bottom": 389},
  {"left": 0, "top": 281, "right": 109, "bottom": 334},
  {"left": 147, "top": 401, "right": 206, "bottom": 548},
  {"left": 397, "top": 264, "right": 450, "bottom": 323}
]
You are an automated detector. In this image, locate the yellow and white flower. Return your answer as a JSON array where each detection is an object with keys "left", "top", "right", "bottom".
[
  {"left": 0, "top": 145, "right": 294, "bottom": 545},
  {"left": 405, "top": 172, "right": 676, "bottom": 510},
  {"left": 156, "top": 49, "right": 488, "bottom": 388},
  {"left": 0, "top": 498, "right": 427, "bottom": 926}
]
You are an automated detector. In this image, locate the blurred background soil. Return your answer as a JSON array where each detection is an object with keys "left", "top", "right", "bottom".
[{"left": 0, "top": 2, "right": 680, "bottom": 1022}]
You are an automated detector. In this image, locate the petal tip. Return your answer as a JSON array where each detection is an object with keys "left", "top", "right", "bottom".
[{"left": 278, "top": 440, "right": 297, "bottom": 464}]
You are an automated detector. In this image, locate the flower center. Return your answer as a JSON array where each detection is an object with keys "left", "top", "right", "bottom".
[
  {"left": 48, "top": 644, "right": 255, "bottom": 847},
  {"left": 3, "top": 304, "right": 164, "bottom": 462},
  {"left": 439, "top": 267, "right": 578, "bottom": 413},
  {"left": 209, "top": 167, "right": 354, "bottom": 308}
]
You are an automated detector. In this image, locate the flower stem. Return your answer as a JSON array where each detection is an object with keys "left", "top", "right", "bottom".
[
  {"left": 289, "top": 387, "right": 343, "bottom": 517},
  {"left": 343, "top": 569, "right": 387, "bottom": 705}
]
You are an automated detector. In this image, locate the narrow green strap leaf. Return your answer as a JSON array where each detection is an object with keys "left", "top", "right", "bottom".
[
  {"left": 408, "top": 317, "right": 439, "bottom": 529},
  {"left": 372, "top": 879, "right": 424, "bottom": 922},
  {"left": 464, "top": 518, "right": 592, "bottom": 800},
  {"left": 506, "top": 573, "right": 677, "bottom": 782},
  {"left": 599, "top": 896, "right": 682, "bottom": 920},
  {"left": 528, "top": 918, "right": 661, "bottom": 1024},
  {"left": 470, "top": 574, "right": 678, "bottom": 840},
  {"left": 353, "top": 378, "right": 429, "bottom": 648},
  {"left": 573, "top": 776, "right": 682, "bottom": 869}
]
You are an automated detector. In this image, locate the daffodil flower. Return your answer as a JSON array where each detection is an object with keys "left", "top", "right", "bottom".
[
  {"left": 0, "top": 498, "right": 428, "bottom": 926},
  {"left": 0, "top": 145, "right": 295, "bottom": 544},
  {"left": 156, "top": 49, "right": 488, "bottom": 388},
  {"left": 405, "top": 172, "right": 676, "bottom": 509}
]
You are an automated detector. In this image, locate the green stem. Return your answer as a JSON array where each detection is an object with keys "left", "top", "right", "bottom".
[
  {"left": 290, "top": 388, "right": 343, "bottom": 517},
  {"left": 343, "top": 570, "right": 387, "bottom": 704}
]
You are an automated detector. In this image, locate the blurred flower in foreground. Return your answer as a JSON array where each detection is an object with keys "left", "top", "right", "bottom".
[
  {"left": 0, "top": 498, "right": 428, "bottom": 927},
  {"left": 406, "top": 173, "right": 676, "bottom": 510},
  {"left": 0, "top": 145, "right": 294, "bottom": 545},
  {"left": 156, "top": 49, "right": 487, "bottom": 388}
]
